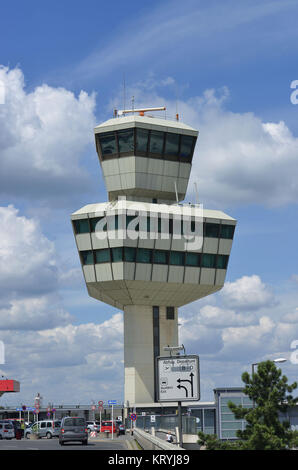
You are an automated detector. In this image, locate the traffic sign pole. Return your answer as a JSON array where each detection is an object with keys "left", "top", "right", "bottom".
[
  {"left": 112, "top": 404, "right": 114, "bottom": 440},
  {"left": 98, "top": 401, "right": 104, "bottom": 431}
]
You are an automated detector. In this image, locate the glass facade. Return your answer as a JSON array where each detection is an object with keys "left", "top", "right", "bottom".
[
  {"left": 95, "top": 128, "right": 196, "bottom": 163},
  {"left": 218, "top": 394, "right": 253, "bottom": 440},
  {"left": 79, "top": 247, "right": 229, "bottom": 270},
  {"left": 73, "top": 217, "right": 235, "bottom": 240}
]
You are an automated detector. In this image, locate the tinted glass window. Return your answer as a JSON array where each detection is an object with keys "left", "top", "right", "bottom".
[
  {"left": 124, "top": 247, "right": 136, "bottom": 262},
  {"left": 118, "top": 129, "right": 134, "bottom": 153},
  {"left": 111, "top": 247, "right": 123, "bottom": 262},
  {"left": 90, "top": 217, "right": 107, "bottom": 232},
  {"left": 149, "top": 131, "right": 164, "bottom": 154},
  {"left": 81, "top": 250, "right": 93, "bottom": 265},
  {"left": 165, "top": 133, "right": 179, "bottom": 156},
  {"left": 64, "top": 418, "right": 85, "bottom": 427},
  {"left": 180, "top": 135, "right": 195, "bottom": 158},
  {"left": 220, "top": 225, "right": 235, "bottom": 239},
  {"left": 95, "top": 249, "right": 110, "bottom": 263},
  {"left": 217, "top": 254, "right": 229, "bottom": 269},
  {"left": 185, "top": 252, "right": 200, "bottom": 267},
  {"left": 73, "top": 219, "right": 89, "bottom": 234},
  {"left": 136, "top": 248, "right": 151, "bottom": 263},
  {"left": 169, "top": 251, "right": 184, "bottom": 266},
  {"left": 136, "top": 128, "right": 149, "bottom": 152},
  {"left": 202, "top": 253, "right": 216, "bottom": 268},
  {"left": 166, "top": 306, "right": 175, "bottom": 319},
  {"left": 205, "top": 223, "right": 220, "bottom": 238},
  {"left": 99, "top": 132, "right": 117, "bottom": 155},
  {"left": 153, "top": 250, "right": 168, "bottom": 264}
]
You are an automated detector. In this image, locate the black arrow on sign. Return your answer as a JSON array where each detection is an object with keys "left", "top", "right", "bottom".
[
  {"left": 177, "top": 373, "right": 194, "bottom": 397},
  {"left": 177, "top": 384, "right": 188, "bottom": 397}
]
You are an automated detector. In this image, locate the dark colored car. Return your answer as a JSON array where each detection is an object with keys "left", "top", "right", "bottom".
[
  {"left": 118, "top": 424, "right": 125, "bottom": 435},
  {"left": 59, "top": 417, "right": 88, "bottom": 446}
]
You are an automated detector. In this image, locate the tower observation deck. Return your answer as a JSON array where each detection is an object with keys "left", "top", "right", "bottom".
[{"left": 71, "top": 108, "right": 236, "bottom": 407}]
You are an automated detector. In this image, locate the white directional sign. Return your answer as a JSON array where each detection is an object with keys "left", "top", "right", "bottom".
[{"left": 157, "top": 355, "right": 200, "bottom": 402}]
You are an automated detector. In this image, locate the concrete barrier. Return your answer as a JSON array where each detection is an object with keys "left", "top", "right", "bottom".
[{"left": 133, "top": 428, "right": 184, "bottom": 451}]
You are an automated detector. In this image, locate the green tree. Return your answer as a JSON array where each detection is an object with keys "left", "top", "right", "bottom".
[{"left": 198, "top": 361, "right": 298, "bottom": 450}]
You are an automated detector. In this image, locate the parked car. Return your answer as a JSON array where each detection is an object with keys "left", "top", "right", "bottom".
[
  {"left": 100, "top": 420, "right": 118, "bottom": 434},
  {"left": 86, "top": 421, "right": 100, "bottom": 433},
  {"left": 1, "top": 419, "right": 23, "bottom": 438},
  {"left": 25, "top": 420, "right": 61, "bottom": 439},
  {"left": 0, "top": 421, "right": 15, "bottom": 439},
  {"left": 59, "top": 417, "right": 88, "bottom": 446}
]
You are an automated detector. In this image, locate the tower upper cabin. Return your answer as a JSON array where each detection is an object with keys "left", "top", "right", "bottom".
[{"left": 94, "top": 107, "right": 198, "bottom": 203}]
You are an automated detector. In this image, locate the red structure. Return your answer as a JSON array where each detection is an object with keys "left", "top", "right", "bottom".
[{"left": 0, "top": 379, "right": 20, "bottom": 395}]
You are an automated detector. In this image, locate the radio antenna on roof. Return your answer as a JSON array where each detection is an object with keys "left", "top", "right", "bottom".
[{"left": 117, "top": 106, "right": 166, "bottom": 117}]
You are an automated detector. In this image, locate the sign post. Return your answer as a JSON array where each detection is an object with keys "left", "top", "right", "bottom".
[
  {"left": 156, "top": 354, "right": 200, "bottom": 447},
  {"left": 98, "top": 401, "right": 104, "bottom": 431},
  {"left": 108, "top": 400, "right": 117, "bottom": 439}
]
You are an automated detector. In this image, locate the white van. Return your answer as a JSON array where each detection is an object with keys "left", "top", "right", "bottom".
[{"left": 25, "top": 420, "right": 61, "bottom": 439}]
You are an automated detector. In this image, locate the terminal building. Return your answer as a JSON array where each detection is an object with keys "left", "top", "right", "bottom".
[
  {"left": 71, "top": 107, "right": 237, "bottom": 408},
  {"left": 2, "top": 387, "right": 298, "bottom": 443}
]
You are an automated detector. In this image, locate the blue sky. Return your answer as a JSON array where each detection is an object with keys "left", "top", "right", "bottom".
[{"left": 0, "top": 0, "right": 298, "bottom": 406}]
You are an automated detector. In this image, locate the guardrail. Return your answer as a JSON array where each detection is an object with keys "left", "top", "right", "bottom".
[{"left": 133, "top": 428, "right": 184, "bottom": 451}]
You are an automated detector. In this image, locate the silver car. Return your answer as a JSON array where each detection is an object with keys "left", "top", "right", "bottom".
[
  {"left": 59, "top": 417, "right": 88, "bottom": 446},
  {"left": 0, "top": 421, "right": 14, "bottom": 439}
]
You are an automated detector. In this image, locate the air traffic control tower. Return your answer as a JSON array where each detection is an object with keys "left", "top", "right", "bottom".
[{"left": 71, "top": 106, "right": 236, "bottom": 407}]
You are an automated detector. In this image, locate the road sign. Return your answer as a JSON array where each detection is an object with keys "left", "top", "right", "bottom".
[
  {"left": 157, "top": 355, "right": 200, "bottom": 402},
  {"left": 108, "top": 400, "right": 117, "bottom": 406},
  {"left": 130, "top": 413, "right": 137, "bottom": 421}
]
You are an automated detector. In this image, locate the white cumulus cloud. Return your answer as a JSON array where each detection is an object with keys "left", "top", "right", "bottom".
[{"left": 0, "top": 66, "right": 96, "bottom": 204}]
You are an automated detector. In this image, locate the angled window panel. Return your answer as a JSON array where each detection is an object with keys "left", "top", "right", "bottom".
[
  {"left": 164, "top": 133, "right": 179, "bottom": 157},
  {"left": 136, "top": 248, "right": 152, "bottom": 263},
  {"left": 73, "top": 219, "right": 90, "bottom": 234},
  {"left": 217, "top": 254, "right": 229, "bottom": 269},
  {"left": 204, "top": 223, "right": 220, "bottom": 238},
  {"left": 80, "top": 250, "right": 94, "bottom": 265},
  {"left": 180, "top": 135, "right": 196, "bottom": 159},
  {"left": 111, "top": 247, "right": 123, "bottom": 262},
  {"left": 117, "top": 129, "right": 134, "bottom": 154},
  {"left": 185, "top": 252, "right": 201, "bottom": 267},
  {"left": 202, "top": 253, "right": 216, "bottom": 268},
  {"left": 220, "top": 224, "right": 235, "bottom": 240},
  {"left": 149, "top": 130, "right": 164, "bottom": 155},
  {"left": 136, "top": 128, "right": 149, "bottom": 153},
  {"left": 124, "top": 246, "right": 136, "bottom": 262},
  {"left": 169, "top": 251, "right": 184, "bottom": 266},
  {"left": 98, "top": 132, "right": 118, "bottom": 157},
  {"left": 95, "top": 249, "right": 111, "bottom": 264},
  {"left": 153, "top": 250, "right": 168, "bottom": 264},
  {"left": 90, "top": 217, "right": 107, "bottom": 232}
]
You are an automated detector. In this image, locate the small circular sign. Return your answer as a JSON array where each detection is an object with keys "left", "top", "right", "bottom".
[{"left": 130, "top": 413, "right": 137, "bottom": 421}]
